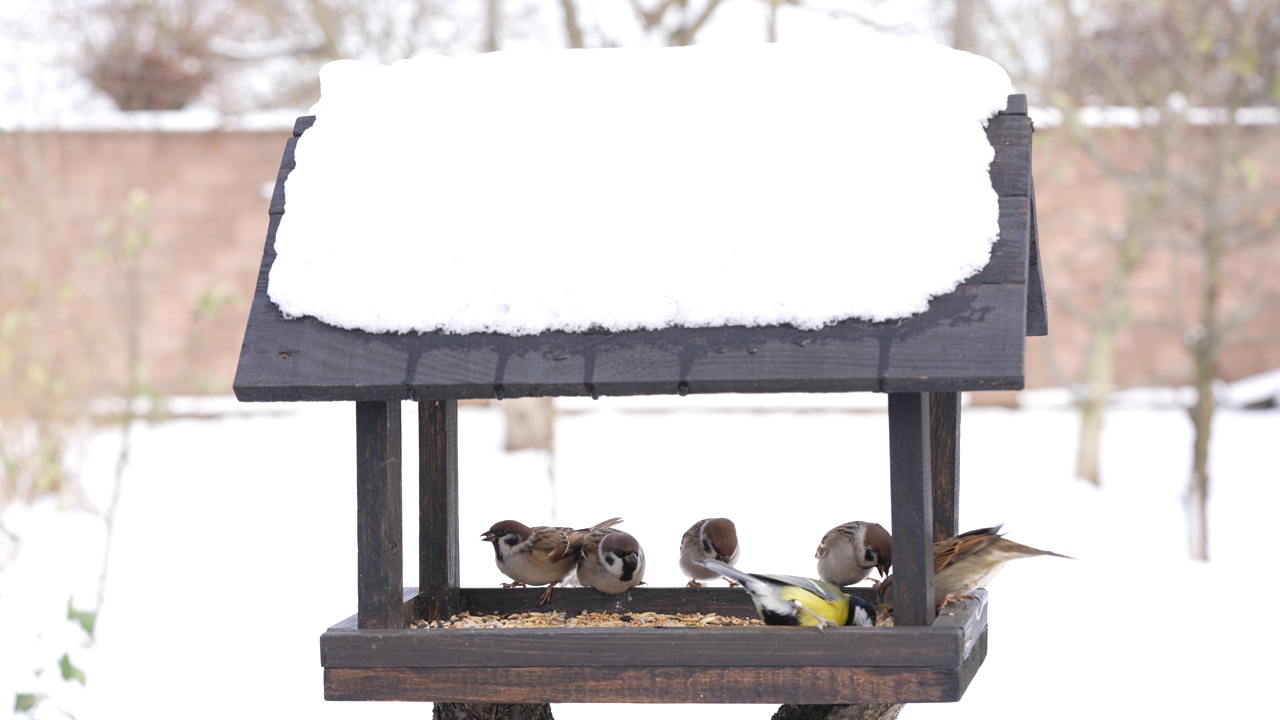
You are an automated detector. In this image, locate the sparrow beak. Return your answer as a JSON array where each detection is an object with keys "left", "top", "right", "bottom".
[{"left": 481, "top": 532, "right": 496, "bottom": 542}]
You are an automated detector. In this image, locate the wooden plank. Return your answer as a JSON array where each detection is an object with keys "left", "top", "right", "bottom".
[
  {"left": 356, "top": 400, "right": 404, "bottom": 629},
  {"left": 321, "top": 625, "right": 965, "bottom": 670},
  {"left": 1026, "top": 181, "right": 1049, "bottom": 336},
  {"left": 326, "top": 586, "right": 882, "bottom": 628},
  {"left": 969, "top": 196, "right": 1031, "bottom": 285},
  {"left": 233, "top": 96, "right": 1035, "bottom": 402},
  {"left": 930, "top": 392, "right": 960, "bottom": 541},
  {"left": 318, "top": 589, "right": 988, "bottom": 703},
  {"left": 457, "top": 585, "right": 879, "bottom": 617},
  {"left": 234, "top": 282, "right": 1030, "bottom": 402},
  {"left": 887, "top": 393, "right": 935, "bottom": 628},
  {"left": 417, "top": 399, "right": 460, "bottom": 622},
  {"left": 986, "top": 111, "right": 1033, "bottom": 198},
  {"left": 324, "top": 665, "right": 967, "bottom": 704}
]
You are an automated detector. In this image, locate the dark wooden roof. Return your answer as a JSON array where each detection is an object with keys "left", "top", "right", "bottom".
[{"left": 234, "top": 94, "right": 1043, "bottom": 402}]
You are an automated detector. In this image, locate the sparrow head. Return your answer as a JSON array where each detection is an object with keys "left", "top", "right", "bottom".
[
  {"left": 600, "top": 530, "right": 644, "bottom": 581},
  {"left": 481, "top": 520, "right": 532, "bottom": 545},
  {"left": 700, "top": 518, "right": 739, "bottom": 563},
  {"left": 861, "top": 522, "right": 893, "bottom": 578}
]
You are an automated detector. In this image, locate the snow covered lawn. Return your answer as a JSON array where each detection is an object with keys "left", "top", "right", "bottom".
[{"left": 1, "top": 390, "right": 1275, "bottom": 718}]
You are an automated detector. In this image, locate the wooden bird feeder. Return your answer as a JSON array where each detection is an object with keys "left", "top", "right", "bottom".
[{"left": 234, "top": 93, "right": 1043, "bottom": 706}]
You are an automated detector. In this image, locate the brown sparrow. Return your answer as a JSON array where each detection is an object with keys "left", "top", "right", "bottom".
[
  {"left": 481, "top": 517, "right": 622, "bottom": 605},
  {"left": 679, "top": 517, "right": 740, "bottom": 587},
  {"left": 878, "top": 525, "right": 1072, "bottom": 612},
  {"left": 815, "top": 521, "right": 892, "bottom": 587},
  {"left": 576, "top": 527, "right": 646, "bottom": 595}
]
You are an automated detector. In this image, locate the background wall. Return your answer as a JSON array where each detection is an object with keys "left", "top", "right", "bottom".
[{"left": 2, "top": 122, "right": 1278, "bottom": 400}]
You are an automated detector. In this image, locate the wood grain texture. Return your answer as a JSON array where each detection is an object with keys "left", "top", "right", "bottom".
[
  {"left": 317, "top": 589, "right": 987, "bottom": 703},
  {"left": 929, "top": 392, "right": 960, "bottom": 541},
  {"left": 232, "top": 96, "right": 1036, "bottom": 402},
  {"left": 356, "top": 401, "right": 404, "bottom": 629},
  {"left": 1026, "top": 182, "right": 1049, "bottom": 336},
  {"left": 418, "top": 399, "right": 460, "bottom": 622},
  {"left": 887, "top": 393, "right": 935, "bottom": 628},
  {"left": 321, "top": 626, "right": 968, "bottom": 670},
  {"left": 331, "top": 586, "right": 879, "bottom": 625},
  {"left": 324, "top": 665, "right": 968, "bottom": 704}
]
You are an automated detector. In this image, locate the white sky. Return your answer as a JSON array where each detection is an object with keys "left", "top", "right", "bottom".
[{"left": 267, "top": 39, "right": 1012, "bottom": 335}]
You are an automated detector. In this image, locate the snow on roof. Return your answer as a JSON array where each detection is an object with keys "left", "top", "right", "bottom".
[{"left": 267, "top": 39, "right": 1013, "bottom": 336}]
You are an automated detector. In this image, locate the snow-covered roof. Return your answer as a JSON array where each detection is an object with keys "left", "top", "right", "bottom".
[{"left": 266, "top": 39, "right": 1013, "bottom": 336}]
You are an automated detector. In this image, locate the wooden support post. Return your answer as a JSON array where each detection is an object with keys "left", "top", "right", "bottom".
[
  {"left": 356, "top": 400, "right": 404, "bottom": 629},
  {"left": 929, "top": 392, "right": 960, "bottom": 541},
  {"left": 419, "top": 399, "right": 461, "bottom": 622},
  {"left": 888, "top": 392, "right": 935, "bottom": 627}
]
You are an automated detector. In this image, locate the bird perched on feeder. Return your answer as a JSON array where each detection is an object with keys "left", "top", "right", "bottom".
[
  {"left": 576, "top": 527, "right": 646, "bottom": 595},
  {"left": 878, "top": 524, "right": 1073, "bottom": 612},
  {"left": 481, "top": 517, "right": 623, "bottom": 605},
  {"left": 700, "top": 558, "right": 876, "bottom": 629},
  {"left": 815, "top": 520, "right": 893, "bottom": 587},
  {"left": 679, "top": 517, "right": 740, "bottom": 587}
]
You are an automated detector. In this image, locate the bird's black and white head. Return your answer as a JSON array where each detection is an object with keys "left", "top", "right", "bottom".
[
  {"left": 600, "top": 530, "right": 644, "bottom": 583},
  {"left": 481, "top": 520, "right": 533, "bottom": 559},
  {"left": 846, "top": 594, "right": 877, "bottom": 627},
  {"left": 701, "top": 517, "right": 739, "bottom": 564},
  {"left": 859, "top": 522, "right": 893, "bottom": 578}
]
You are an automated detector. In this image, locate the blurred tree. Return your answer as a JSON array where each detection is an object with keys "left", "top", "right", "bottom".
[
  {"left": 627, "top": 0, "right": 729, "bottom": 45},
  {"left": 50, "top": 0, "right": 481, "bottom": 112},
  {"left": 986, "top": 0, "right": 1279, "bottom": 559}
]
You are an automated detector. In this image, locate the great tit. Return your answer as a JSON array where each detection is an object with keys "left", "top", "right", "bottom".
[{"left": 699, "top": 558, "right": 876, "bottom": 629}]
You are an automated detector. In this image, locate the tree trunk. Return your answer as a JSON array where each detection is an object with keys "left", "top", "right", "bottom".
[
  {"left": 503, "top": 397, "right": 555, "bottom": 453},
  {"left": 433, "top": 704, "right": 553, "bottom": 720},
  {"left": 503, "top": 396, "right": 558, "bottom": 521},
  {"left": 1074, "top": 317, "right": 1114, "bottom": 486},
  {"left": 773, "top": 703, "right": 903, "bottom": 720},
  {"left": 558, "top": 0, "right": 584, "bottom": 48},
  {"left": 485, "top": 0, "right": 501, "bottom": 52},
  {"left": 1186, "top": 230, "right": 1220, "bottom": 562},
  {"left": 952, "top": 0, "right": 980, "bottom": 52},
  {"left": 1071, "top": 171, "right": 1162, "bottom": 486}
]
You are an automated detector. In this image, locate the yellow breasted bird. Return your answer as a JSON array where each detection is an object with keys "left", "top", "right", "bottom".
[{"left": 699, "top": 558, "right": 876, "bottom": 629}]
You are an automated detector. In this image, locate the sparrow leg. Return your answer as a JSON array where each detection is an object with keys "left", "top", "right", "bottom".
[
  {"left": 501, "top": 581, "right": 528, "bottom": 589},
  {"left": 724, "top": 580, "right": 740, "bottom": 588},
  {"left": 686, "top": 579, "right": 703, "bottom": 589},
  {"left": 537, "top": 583, "right": 558, "bottom": 606},
  {"left": 937, "top": 591, "right": 979, "bottom": 611}
]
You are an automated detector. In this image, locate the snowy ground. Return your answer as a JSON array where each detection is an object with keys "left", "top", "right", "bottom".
[{"left": 1, "top": 387, "right": 1276, "bottom": 719}]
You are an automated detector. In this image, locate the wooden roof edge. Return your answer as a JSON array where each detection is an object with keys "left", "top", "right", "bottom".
[{"left": 233, "top": 91, "right": 1038, "bottom": 402}]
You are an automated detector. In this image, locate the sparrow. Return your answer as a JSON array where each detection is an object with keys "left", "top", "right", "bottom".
[
  {"left": 700, "top": 558, "right": 876, "bottom": 630},
  {"left": 815, "top": 521, "right": 892, "bottom": 587},
  {"left": 679, "top": 517, "right": 740, "bottom": 587},
  {"left": 576, "top": 527, "right": 646, "bottom": 595},
  {"left": 878, "top": 525, "right": 1073, "bottom": 612},
  {"left": 481, "top": 517, "right": 623, "bottom": 605}
]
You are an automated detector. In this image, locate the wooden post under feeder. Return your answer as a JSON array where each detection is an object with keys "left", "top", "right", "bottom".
[{"left": 234, "top": 94, "right": 1044, "bottom": 707}]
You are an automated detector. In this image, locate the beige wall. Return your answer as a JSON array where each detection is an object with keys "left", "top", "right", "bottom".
[
  {"left": 1, "top": 129, "right": 291, "bottom": 397},
  {"left": 1, "top": 125, "right": 1277, "bottom": 400}
]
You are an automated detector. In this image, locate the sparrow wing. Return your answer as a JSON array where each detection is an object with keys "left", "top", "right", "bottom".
[
  {"left": 934, "top": 525, "right": 1004, "bottom": 573},
  {"left": 531, "top": 526, "right": 574, "bottom": 562}
]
